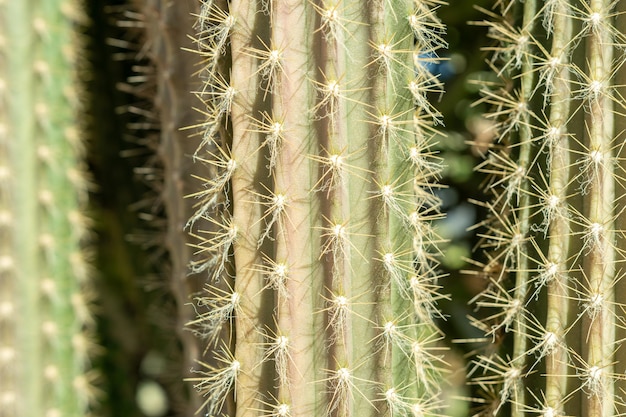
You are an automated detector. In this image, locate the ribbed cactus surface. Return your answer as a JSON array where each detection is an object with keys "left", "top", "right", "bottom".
[
  {"left": 468, "top": 0, "right": 626, "bottom": 416},
  {"left": 183, "top": 0, "right": 449, "bottom": 416},
  {"left": 0, "top": 1, "right": 94, "bottom": 416}
]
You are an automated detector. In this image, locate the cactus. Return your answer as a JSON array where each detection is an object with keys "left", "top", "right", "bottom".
[
  {"left": 118, "top": 0, "right": 220, "bottom": 414},
  {"left": 181, "top": 0, "right": 450, "bottom": 416},
  {"left": 467, "top": 0, "right": 626, "bottom": 416},
  {"left": 0, "top": 1, "right": 96, "bottom": 417},
  {"left": 10, "top": 1, "right": 626, "bottom": 416}
]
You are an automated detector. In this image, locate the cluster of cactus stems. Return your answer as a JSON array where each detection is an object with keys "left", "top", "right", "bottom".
[
  {"left": 0, "top": 1, "right": 96, "bottom": 417},
  {"left": 467, "top": 0, "right": 626, "bottom": 416},
  {"left": 179, "top": 0, "right": 450, "bottom": 416},
  {"left": 5, "top": 0, "right": 626, "bottom": 416}
]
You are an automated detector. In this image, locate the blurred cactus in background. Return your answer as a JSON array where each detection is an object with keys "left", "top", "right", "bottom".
[{"left": 0, "top": 1, "right": 96, "bottom": 416}]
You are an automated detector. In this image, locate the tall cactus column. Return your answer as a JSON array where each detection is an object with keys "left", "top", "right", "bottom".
[
  {"left": 0, "top": 1, "right": 94, "bottom": 416},
  {"left": 185, "top": 0, "right": 448, "bottom": 416},
  {"left": 469, "top": 0, "right": 626, "bottom": 416}
]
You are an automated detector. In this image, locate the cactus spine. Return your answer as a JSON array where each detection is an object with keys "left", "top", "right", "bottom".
[
  {"left": 184, "top": 0, "right": 449, "bottom": 416},
  {"left": 470, "top": 0, "right": 625, "bottom": 416},
  {"left": 0, "top": 1, "right": 94, "bottom": 416}
]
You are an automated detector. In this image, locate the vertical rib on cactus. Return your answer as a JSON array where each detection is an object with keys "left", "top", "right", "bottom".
[
  {"left": 373, "top": 0, "right": 415, "bottom": 398},
  {"left": 271, "top": 1, "right": 323, "bottom": 415},
  {"left": 229, "top": 0, "right": 273, "bottom": 414},
  {"left": 585, "top": 0, "right": 615, "bottom": 414},
  {"left": 544, "top": 0, "right": 572, "bottom": 413},
  {"left": 469, "top": 0, "right": 626, "bottom": 415},
  {"left": 468, "top": 2, "right": 539, "bottom": 412},
  {"left": 2, "top": 1, "right": 94, "bottom": 416},
  {"left": 0, "top": 2, "right": 17, "bottom": 415},
  {"left": 186, "top": 0, "right": 449, "bottom": 416},
  {"left": 508, "top": 1, "right": 535, "bottom": 415}
]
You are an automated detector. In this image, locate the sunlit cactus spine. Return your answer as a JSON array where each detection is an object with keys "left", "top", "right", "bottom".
[
  {"left": 468, "top": 0, "right": 626, "bottom": 416},
  {"left": 0, "top": 1, "right": 96, "bottom": 416},
  {"left": 182, "top": 0, "right": 450, "bottom": 415}
]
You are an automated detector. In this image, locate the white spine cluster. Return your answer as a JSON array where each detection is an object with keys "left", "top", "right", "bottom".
[{"left": 185, "top": 0, "right": 449, "bottom": 416}]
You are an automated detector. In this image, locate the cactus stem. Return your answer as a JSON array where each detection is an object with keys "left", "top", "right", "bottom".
[{"left": 183, "top": 0, "right": 448, "bottom": 414}]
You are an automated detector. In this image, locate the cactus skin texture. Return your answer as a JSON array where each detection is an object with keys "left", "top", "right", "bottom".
[
  {"left": 468, "top": 0, "right": 626, "bottom": 416},
  {"left": 183, "top": 0, "right": 449, "bottom": 416},
  {"left": 0, "top": 1, "right": 95, "bottom": 417}
]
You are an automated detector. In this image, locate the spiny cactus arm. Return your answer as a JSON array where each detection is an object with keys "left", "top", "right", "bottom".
[
  {"left": 584, "top": 0, "right": 615, "bottom": 415},
  {"left": 471, "top": 0, "right": 626, "bottom": 415},
  {"left": 544, "top": 0, "right": 572, "bottom": 413},
  {"left": 188, "top": 0, "right": 448, "bottom": 416}
]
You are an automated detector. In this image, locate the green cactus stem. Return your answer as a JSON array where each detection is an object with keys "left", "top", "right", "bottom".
[
  {"left": 183, "top": 0, "right": 449, "bottom": 416},
  {"left": 0, "top": 1, "right": 95, "bottom": 416}
]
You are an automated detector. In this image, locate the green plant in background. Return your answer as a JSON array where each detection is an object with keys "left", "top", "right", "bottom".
[
  {"left": 179, "top": 0, "right": 450, "bottom": 416},
  {"left": 0, "top": 1, "right": 96, "bottom": 417},
  {"left": 467, "top": 0, "right": 626, "bottom": 416}
]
